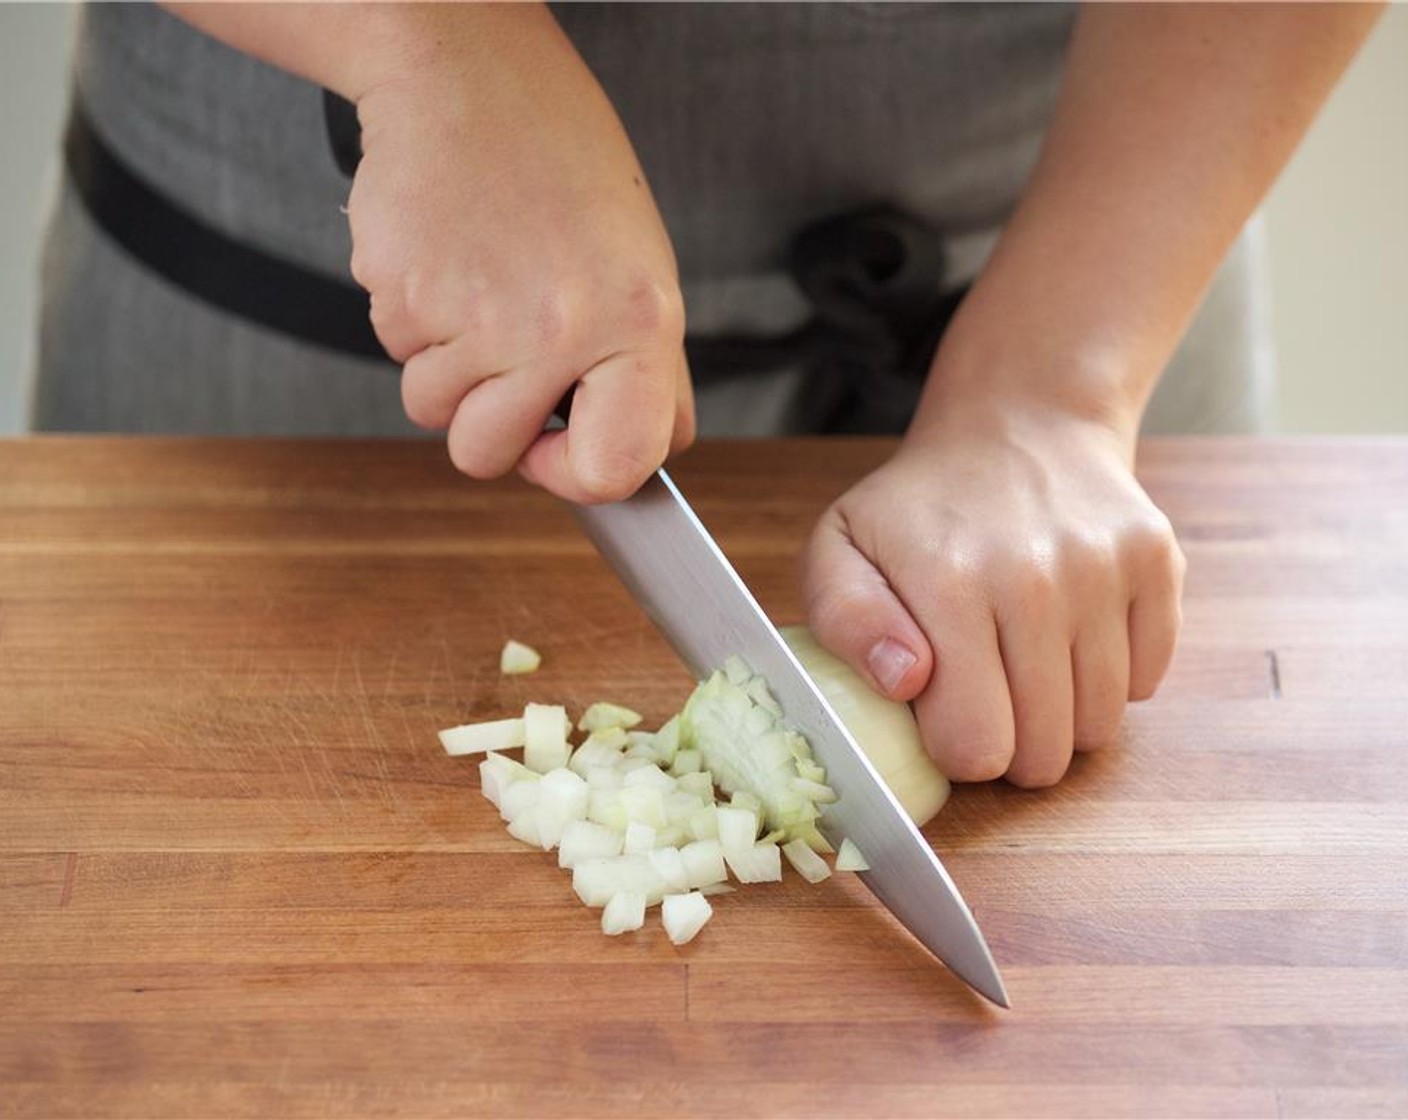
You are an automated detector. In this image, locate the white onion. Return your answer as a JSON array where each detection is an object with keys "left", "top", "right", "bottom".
[
  {"left": 780, "top": 625, "right": 950, "bottom": 826},
  {"left": 661, "top": 892, "right": 713, "bottom": 945},
  {"left": 499, "top": 639, "right": 542, "bottom": 675}
]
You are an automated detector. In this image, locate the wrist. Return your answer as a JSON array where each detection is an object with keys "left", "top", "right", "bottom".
[
  {"left": 914, "top": 318, "right": 1146, "bottom": 455},
  {"left": 293, "top": 3, "right": 556, "bottom": 104}
]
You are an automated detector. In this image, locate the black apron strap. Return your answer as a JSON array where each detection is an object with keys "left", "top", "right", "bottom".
[{"left": 64, "top": 94, "right": 388, "bottom": 361}]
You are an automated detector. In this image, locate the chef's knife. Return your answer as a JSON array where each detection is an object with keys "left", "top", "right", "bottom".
[{"left": 571, "top": 468, "right": 1010, "bottom": 1008}]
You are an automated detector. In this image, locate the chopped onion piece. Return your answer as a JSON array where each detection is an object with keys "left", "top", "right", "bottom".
[
  {"left": 619, "top": 786, "right": 667, "bottom": 829},
  {"left": 623, "top": 822, "right": 657, "bottom": 854},
  {"left": 499, "top": 779, "right": 541, "bottom": 823},
  {"left": 601, "top": 891, "right": 647, "bottom": 935},
  {"left": 836, "top": 838, "right": 870, "bottom": 871},
  {"left": 577, "top": 702, "right": 644, "bottom": 733},
  {"left": 795, "top": 759, "right": 828, "bottom": 785},
  {"left": 675, "top": 771, "right": 715, "bottom": 802},
  {"left": 479, "top": 751, "right": 537, "bottom": 810},
  {"left": 440, "top": 717, "right": 525, "bottom": 757},
  {"left": 699, "top": 882, "right": 735, "bottom": 897},
  {"left": 559, "top": 820, "right": 625, "bottom": 869},
  {"left": 523, "top": 703, "right": 570, "bottom": 774},
  {"left": 725, "top": 841, "right": 783, "bottom": 884},
  {"left": 507, "top": 805, "right": 550, "bottom": 851},
  {"left": 729, "top": 789, "right": 763, "bottom": 816},
  {"left": 586, "top": 790, "right": 628, "bottom": 832},
  {"left": 622, "top": 764, "right": 676, "bottom": 793},
  {"left": 499, "top": 639, "right": 542, "bottom": 675},
  {"left": 683, "top": 669, "right": 831, "bottom": 846},
  {"left": 661, "top": 891, "right": 713, "bottom": 945},
  {"left": 653, "top": 715, "right": 681, "bottom": 766},
  {"left": 568, "top": 730, "right": 627, "bottom": 777},
  {"left": 536, "top": 768, "right": 590, "bottom": 848},
  {"left": 680, "top": 839, "right": 727, "bottom": 889},
  {"left": 715, "top": 806, "right": 759, "bottom": 856},
  {"left": 648, "top": 847, "right": 690, "bottom": 893},
  {"left": 669, "top": 749, "right": 702, "bottom": 776},
  {"left": 723, "top": 655, "right": 753, "bottom": 685},
  {"left": 746, "top": 675, "right": 783, "bottom": 718},
  {"left": 790, "top": 776, "right": 839, "bottom": 804},
  {"left": 573, "top": 855, "right": 667, "bottom": 907},
  {"left": 656, "top": 825, "right": 688, "bottom": 849},
  {"left": 782, "top": 838, "right": 833, "bottom": 884},
  {"left": 688, "top": 806, "right": 719, "bottom": 841}
]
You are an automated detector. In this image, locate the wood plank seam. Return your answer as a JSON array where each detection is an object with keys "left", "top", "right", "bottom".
[
  {"left": 57, "top": 852, "right": 76, "bottom": 909},
  {"left": 1265, "top": 649, "right": 1284, "bottom": 700}
]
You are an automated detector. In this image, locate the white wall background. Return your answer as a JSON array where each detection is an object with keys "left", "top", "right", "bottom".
[
  {"left": 0, "top": 2, "right": 73, "bottom": 433},
  {"left": 1, "top": 2, "right": 1405, "bottom": 435}
]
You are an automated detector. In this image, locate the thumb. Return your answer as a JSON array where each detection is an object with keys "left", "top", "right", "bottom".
[{"left": 800, "top": 510, "right": 933, "bottom": 703}]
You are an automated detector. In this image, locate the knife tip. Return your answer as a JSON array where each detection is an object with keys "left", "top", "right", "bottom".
[{"left": 957, "top": 956, "right": 1011, "bottom": 1010}]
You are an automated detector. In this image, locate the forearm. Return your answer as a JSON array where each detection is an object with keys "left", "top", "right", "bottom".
[
  {"left": 162, "top": 2, "right": 560, "bottom": 103},
  {"left": 918, "top": 1, "right": 1382, "bottom": 437}
]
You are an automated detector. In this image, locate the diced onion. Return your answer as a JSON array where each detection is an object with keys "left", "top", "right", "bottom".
[
  {"left": 661, "top": 892, "right": 713, "bottom": 945},
  {"left": 499, "top": 639, "right": 542, "bottom": 675},
  {"left": 523, "top": 703, "right": 570, "bottom": 774},
  {"left": 439, "top": 717, "right": 524, "bottom": 757},
  {"left": 578, "top": 702, "right": 644, "bottom": 733},
  {"left": 445, "top": 632, "right": 953, "bottom": 947},
  {"left": 782, "top": 838, "right": 832, "bottom": 884},
  {"left": 601, "top": 891, "right": 646, "bottom": 935},
  {"left": 836, "top": 838, "right": 870, "bottom": 872}
]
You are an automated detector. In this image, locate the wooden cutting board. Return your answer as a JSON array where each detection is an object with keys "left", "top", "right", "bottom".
[{"left": 1, "top": 436, "right": 1405, "bottom": 1119}]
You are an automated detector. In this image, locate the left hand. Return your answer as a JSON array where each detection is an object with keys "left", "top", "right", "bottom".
[{"left": 800, "top": 386, "right": 1185, "bottom": 788}]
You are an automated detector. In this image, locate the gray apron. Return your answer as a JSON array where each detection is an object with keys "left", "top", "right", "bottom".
[{"left": 31, "top": 2, "right": 1274, "bottom": 437}]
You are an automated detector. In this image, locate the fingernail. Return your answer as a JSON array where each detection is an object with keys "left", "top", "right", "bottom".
[{"left": 868, "top": 638, "right": 917, "bottom": 696}]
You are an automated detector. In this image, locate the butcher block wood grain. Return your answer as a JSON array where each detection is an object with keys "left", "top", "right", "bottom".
[{"left": 1, "top": 436, "right": 1406, "bottom": 1120}]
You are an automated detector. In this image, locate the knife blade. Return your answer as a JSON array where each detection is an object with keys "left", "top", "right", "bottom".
[{"left": 571, "top": 467, "right": 1010, "bottom": 1008}]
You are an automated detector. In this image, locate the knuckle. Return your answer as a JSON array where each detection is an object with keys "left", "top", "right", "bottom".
[
  {"left": 1075, "top": 709, "right": 1125, "bottom": 749},
  {"left": 933, "top": 730, "right": 1013, "bottom": 783},
  {"left": 534, "top": 287, "right": 577, "bottom": 352},
  {"left": 573, "top": 446, "right": 658, "bottom": 504},
  {"left": 1003, "top": 559, "right": 1062, "bottom": 619},
  {"left": 1070, "top": 695, "right": 1126, "bottom": 749},
  {"left": 622, "top": 277, "right": 686, "bottom": 343},
  {"left": 348, "top": 242, "right": 385, "bottom": 293},
  {"left": 446, "top": 431, "right": 501, "bottom": 481},
  {"left": 1124, "top": 513, "right": 1181, "bottom": 574},
  {"left": 807, "top": 580, "right": 880, "bottom": 645},
  {"left": 673, "top": 406, "right": 697, "bottom": 453},
  {"left": 1006, "top": 761, "right": 1069, "bottom": 790},
  {"left": 1128, "top": 677, "right": 1159, "bottom": 703},
  {"left": 400, "top": 380, "right": 447, "bottom": 431}
]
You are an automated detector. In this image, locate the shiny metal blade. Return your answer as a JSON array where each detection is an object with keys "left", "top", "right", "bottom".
[{"left": 572, "top": 469, "right": 1009, "bottom": 1008}]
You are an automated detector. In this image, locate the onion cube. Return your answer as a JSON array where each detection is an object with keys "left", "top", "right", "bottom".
[
  {"left": 523, "top": 703, "right": 570, "bottom": 774},
  {"left": 577, "top": 702, "right": 643, "bottom": 733},
  {"left": 725, "top": 842, "right": 783, "bottom": 884},
  {"left": 782, "top": 838, "right": 832, "bottom": 884},
  {"left": 836, "top": 838, "right": 870, "bottom": 872},
  {"left": 680, "top": 839, "right": 727, "bottom": 889},
  {"left": 661, "top": 891, "right": 713, "bottom": 945},
  {"left": 715, "top": 806, "right": 759, "bottom": 856},
  {"left": 440, "top": 717, "right": 525, "bottom": 757},
  {"left": 558, "top": 820, "right": 625, "bottom": 869},
  {"left": 601, "top": 891, "right": 647, "bottom": 935},
  {"left": 499, "top": 640, "right": 541, "bottom": 675},
  {"left": 623, "top": 822, "right": 657, "bottom": 854},
  {"left": 648, "top": 847, "right": 690, "bottom": 893},
  {"left": 573, "top": 855, "right": 667, "bottom": 907}
]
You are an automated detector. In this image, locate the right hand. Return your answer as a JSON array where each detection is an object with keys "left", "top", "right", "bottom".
[{"left": 346, "top": 5, "right": 694, "bottom": 502}]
